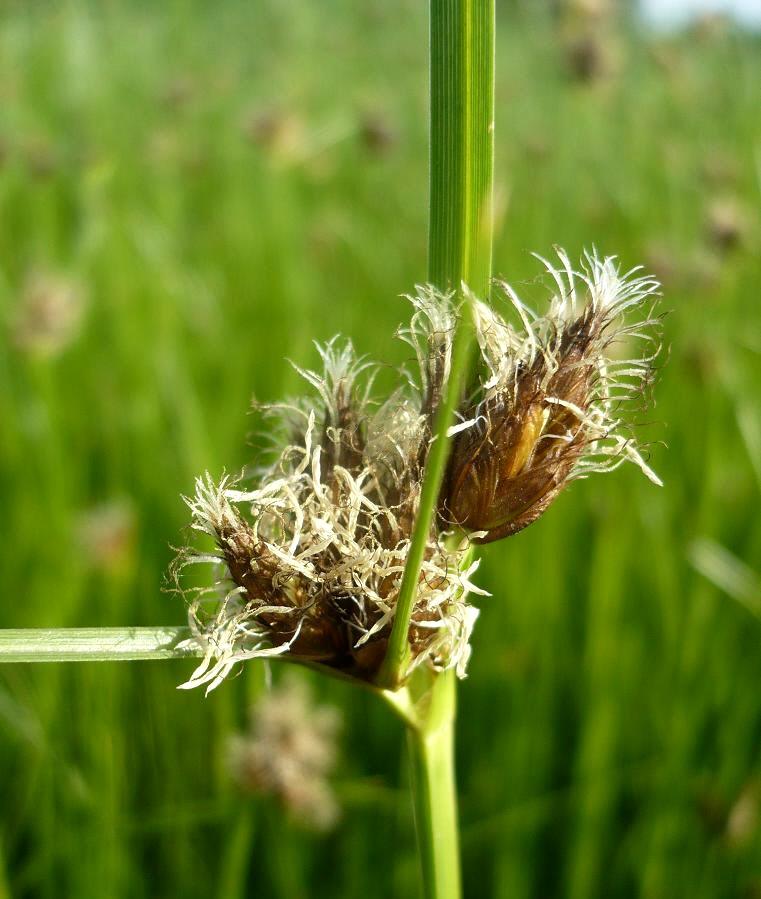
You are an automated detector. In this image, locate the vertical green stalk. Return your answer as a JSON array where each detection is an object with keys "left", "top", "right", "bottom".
[
  {"left": 429, "top": 0, "right": 495, "bottom": 295},
  {"left": 378, "top": 0, "right": 495, "bottom": 691},
  {"left": 406, "top": 670, "right": 461, "bottom": 899},
  {"left": 390, "top": 3, "right": 494, "bottom": 897}
]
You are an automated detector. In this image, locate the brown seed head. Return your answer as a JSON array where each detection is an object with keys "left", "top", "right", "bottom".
[{"left": 440, "top": 253, "right": 662, "bottom": 542}]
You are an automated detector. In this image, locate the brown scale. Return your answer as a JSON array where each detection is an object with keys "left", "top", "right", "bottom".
[
  {"left": 440, "top": 311, "right": 601, "bottom": 543},
  {"left": 320, "top": 385, "right": 366, "bottom": 477},
  {"left": 214, "top": 483, "right": 405, "bottom": 680},
  {"left": 216, "top": 519, "right": 349, "bottom": 665}
]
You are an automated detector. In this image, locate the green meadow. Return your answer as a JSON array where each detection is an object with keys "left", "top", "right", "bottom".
[{"left": 1, "top": 2, "right": 760, "bottom": 896}]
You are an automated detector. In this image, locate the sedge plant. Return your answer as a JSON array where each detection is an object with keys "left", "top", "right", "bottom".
[{"left": 0, "top": 2, "right": 664, "bottom": 897}]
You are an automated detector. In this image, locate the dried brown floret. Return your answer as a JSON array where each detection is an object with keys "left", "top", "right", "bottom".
[{"left": 440, "top": 251, "right": 662, "bottom": 542}]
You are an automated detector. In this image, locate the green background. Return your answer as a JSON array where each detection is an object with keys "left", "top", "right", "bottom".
[{"left": 1, "top": 2, "right": 760, "bottom": 896}]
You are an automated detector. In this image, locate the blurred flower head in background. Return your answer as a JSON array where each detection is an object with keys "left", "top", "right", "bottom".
[
  {"left": 227, "top": 675, "right": 342, "bottom": 832},
  {"left": 76, "top": 499, "right": 137, "bottom": 576},
  {"left": 243, "top": 105, "right": 308, "bottom": 167},
  {"left": 705, "top": 196, "right": 752, "bottom": 254},
  {"left": 557, "top": 0, "right": 621, "bottom": 84},
  {"left": 12, "top": 270, "right": 85, "bottom": 357}
]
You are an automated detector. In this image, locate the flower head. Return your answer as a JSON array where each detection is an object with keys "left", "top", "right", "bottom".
[
  {"left": 12, "top": 270, "right": 85, "bottom": 356},
  {"left": 227, "top": 675, "right": 343, "bottom": 832},
  {"left": 175, "top": 249, "right": 661, "bottom": 691},
  {"left": 440, "top": 250, "right": 662, "bottom": 542},
  {"left": 176, "top": 326, "right": 484, "bottom": 693}
]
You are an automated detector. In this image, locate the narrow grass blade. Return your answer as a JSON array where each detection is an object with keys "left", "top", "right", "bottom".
[{"left": 0, "top": 627, "right": 200, "bottom": 663}]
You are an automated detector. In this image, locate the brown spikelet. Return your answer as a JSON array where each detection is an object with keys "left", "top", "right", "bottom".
[{"left": 439, "top": 253, "right": 662, "bottom": 542}]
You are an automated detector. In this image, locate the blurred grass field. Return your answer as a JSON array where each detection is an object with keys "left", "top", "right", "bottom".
[{"left": 1, "top": 1, "right": 760, "bottom": 897}]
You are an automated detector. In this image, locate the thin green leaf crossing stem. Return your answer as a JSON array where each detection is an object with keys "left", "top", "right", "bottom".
[{"left": 0, "top": 627, "right": 200, "bottom": 663}]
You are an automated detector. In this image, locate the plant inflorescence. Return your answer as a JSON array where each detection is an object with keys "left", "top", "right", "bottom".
[{"left": 175, "top": 250, "right": 662, "bottom": 694}]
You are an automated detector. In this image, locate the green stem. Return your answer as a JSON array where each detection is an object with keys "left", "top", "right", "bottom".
[
  {"left": 429, "top": 0, "right": 495, "bottom": 294},
  {"left": 0, "top": 627, "right": 199, "bottom": 663},
  {"left": 376, "top": 313, "right": 475, "bottom": 691},
  {"left": 405, "top": 670, "right": 461, "bottom": 899},
  {"left": 377, "top": 0, "right": 495, "bottom": 689},
  {"left": 384, "top": 2, "right": 494, "bottom": 893}
]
